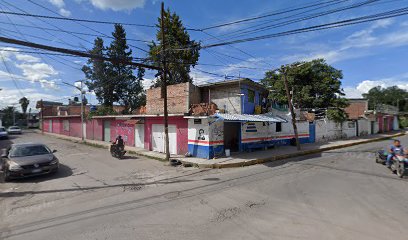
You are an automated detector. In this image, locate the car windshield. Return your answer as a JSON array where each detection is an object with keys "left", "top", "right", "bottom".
[
  {"left": 10, "top": 127, "right": 20, "bottom": 130},
  {"left": 0, "top": 127, "right": 5, "bottom": 131},
  {"left": 9, "top": 145, "right": 51, "bottom": 157}
]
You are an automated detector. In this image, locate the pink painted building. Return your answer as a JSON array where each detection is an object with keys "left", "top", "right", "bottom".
[{"left": 42, "top": 114, "right": 189, "bottom": 156}]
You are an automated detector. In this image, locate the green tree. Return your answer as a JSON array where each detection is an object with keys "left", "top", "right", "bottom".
[
  {"left": 107, "top": 24, "right": 145, "bottom": 113},
  {"left": 1, "top": 106, "right": 15, "bottom": 127},
  {"left": 148, "top": 8, "right": 200, "bottom": 87},
  {"left": 262, "top": 59, "right": 349, "bottom": 121},
  {"left": 19, "top": 97, "right": 29, "bottom": 116},
  {"left": 262, "top": 59, "right": 348, "bottom": 110},
  {"left": 362, "top": 86, "right": 408, "bottom": 111},
  {"left": 82, "top": 37, "right": 115, "bottom": 106}
]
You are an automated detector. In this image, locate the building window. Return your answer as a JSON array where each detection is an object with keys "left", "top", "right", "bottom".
[
  {"left": 248, "top": 89, "right": 255, "bottom": 103},
  {"left": 276, "top": 122, "right": 282, "bottom": 132},
  {"left": 194, "top": 119, "right": 202, "bottom": 124},
  {"left": 63, "top": 120, "right": 69, "bottom": 131}
]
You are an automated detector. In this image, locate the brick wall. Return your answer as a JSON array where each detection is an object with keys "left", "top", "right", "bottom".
[
  {"left": 209, "top": 85, "right": 241, "bottom": 114},
  {"left": 345, "top": 100, "right": 368, "bottom": 119},
  {"left": 146, "top": 82, "right": 193, "bottom": 114}
]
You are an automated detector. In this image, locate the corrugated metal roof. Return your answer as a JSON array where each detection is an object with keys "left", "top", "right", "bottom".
[{"left": 215, "top": 113, "right": 287, "bottom": 123}]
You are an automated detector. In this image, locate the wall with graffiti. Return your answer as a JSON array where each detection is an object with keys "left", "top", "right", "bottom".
[
  {"left": 111, "top": 120, "right": 135, "bottom": 146},
  {"left": 187, "top": 117, "right": 225, "bottom": 159}
]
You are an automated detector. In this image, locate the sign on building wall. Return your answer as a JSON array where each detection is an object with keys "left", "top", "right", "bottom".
[{"left": 188, "top": 118, "right": 209, "bottom": 143}]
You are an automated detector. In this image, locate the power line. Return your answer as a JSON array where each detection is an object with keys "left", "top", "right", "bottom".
[
  {"left": 201, "top": 6, "right": 408, "bottom": 48},
  {"left": 0, "top": 1, "right": 89, "bottom": 50},
  {"left": 23, "top": 0, "right": 150, "bottom": 54},
  {"left": 202, "top": 0, "right": 351, "bottom": 42},
  {"left": 0, "top": 20, "right": 151, "bottom": 43},
  {"left": 200, "top": 0, "right": 342, "bottom": 30},
  {"left": 0, "top": 36, "right": 161, "bottom": 70},
  {"left": 0, "top": 52, "right": 24, "bottom": 97},
  {"left": 0, "top": 10, "right": 157, "bottom": 28},
  {"left": 207, "top": 0, "right": 380, "bottom": 42}
]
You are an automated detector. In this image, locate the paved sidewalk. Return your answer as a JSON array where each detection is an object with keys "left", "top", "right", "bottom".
[
  {"left": 35, "top": 129, "right": 406, "bottom": 168},
  {"left": 181, "top": 131, "right": 406, "bottom": 168}
]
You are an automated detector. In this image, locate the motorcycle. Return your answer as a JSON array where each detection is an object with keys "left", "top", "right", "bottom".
[
  {"left": 110, "top": 142, "right": 126, "bottom": 159},
  {"left": 390, "top": 154, "right": 408, "bottom": 178},
  {"left": 376, "top": 150, "right": 408, "bottom": 178}
]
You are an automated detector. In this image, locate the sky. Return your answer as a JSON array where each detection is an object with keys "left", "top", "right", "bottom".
[{"left": 0, "top": 0, "right": 408, "bottom": 112}]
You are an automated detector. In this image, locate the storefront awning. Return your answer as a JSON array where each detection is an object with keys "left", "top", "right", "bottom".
[{"left": 214, "top": 113, "right": 287, "bottom": 123}]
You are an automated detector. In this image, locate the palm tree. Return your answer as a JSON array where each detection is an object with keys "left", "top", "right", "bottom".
[{"left": 19, "top": 97, "right": 29, "bottom": 117}]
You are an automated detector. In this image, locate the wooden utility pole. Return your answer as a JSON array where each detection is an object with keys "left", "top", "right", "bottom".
[
  {"left": 40, "top": 99, "right": 44, "bottom": 135},
  {"left": 80, "top": 80, "right": 85, "bottom": 141},
  {"left": 161, "top": 2, "right": 170, "bottom": 161},
  {"left": 282, "top": 66, "right": 300, "bottom": 151}
]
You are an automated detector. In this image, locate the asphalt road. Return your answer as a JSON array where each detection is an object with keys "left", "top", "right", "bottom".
[{"left": 1, "top": 132, "right": 407, "bottom": 240}]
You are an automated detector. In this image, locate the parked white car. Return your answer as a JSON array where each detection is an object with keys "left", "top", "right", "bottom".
[
  {"left": 0, "top": 127, "right": 8, "bottom": 139},
  {"left": 7, "top": 126, "right": 22, "bottom": 135}
]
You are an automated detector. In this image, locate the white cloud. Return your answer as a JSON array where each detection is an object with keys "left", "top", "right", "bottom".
[
  {"left": 15, "top": 54, "right": 41, "bottom": 63},
  {"left": 0, "top": 87, "right": 67, "bottom": 111},
  {"left": 280, "top": 19, "right": 408, "bottom": 64},
  {"left": 87, "top": 0, "right": 145, "bottom": 11},
  {"left": 16, "top": 63, "right": 58, "bottom": 83},
  {"left": 344, "top": 73, "right": 408, "bottom": 98},
  {"left": 59, "top": 8, "right": 71, "bottom": 17},
  {"left": 0, "top": 48, "right": 60, "bottom": 90},
  {"left": 142, "top": 77, "right": 155, "bottom": 89},
  {"left": 48, "top": 0, "right": 71, "bottom": 17},
  {"left": 48, "top": 0, "right": 65, "bottom": 8}
]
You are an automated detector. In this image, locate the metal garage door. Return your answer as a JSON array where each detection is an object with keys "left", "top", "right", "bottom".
[
  {"left": 135, "top": 124, "right": 144, "bottom": 148},
  {"left": 48, "top": 120, "right": 52, "bottom": 132},
  {"left": 151, "top": 124, "right": 177, "bottom": 155},
  {"left": 104, "top": 121, "right": 110, "bottom": 142}
]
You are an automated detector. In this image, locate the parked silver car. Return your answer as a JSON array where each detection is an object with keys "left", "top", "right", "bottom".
[
  {"left": 7, "top": 126, "right": 22, "bottom": 134},
  {"left": 1, "top": 143, "right": 59, "bottom": 181},
  {"left": 0, "top": 127, "right": 8, "bottom": 139}
]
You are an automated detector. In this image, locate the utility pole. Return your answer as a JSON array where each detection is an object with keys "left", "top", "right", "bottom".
[
  {"left": 40, "top": 99, "right": 44, "bottom": 135},
  {"left": 80, "top": 80, "right": 85, "bottom": 141},
  {"left": 62, "top": 81, "right": 85, "bottom": 141},
  {"left": 282, "top": 66, "right": 300, "bottom": 151},
  {"left": 161, "top": 2, "right": 170, "bottom": 161}
]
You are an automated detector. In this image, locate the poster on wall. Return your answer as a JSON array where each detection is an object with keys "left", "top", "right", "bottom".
[{"left": 209, "top": 119, "right": 223, "bottom": 142}]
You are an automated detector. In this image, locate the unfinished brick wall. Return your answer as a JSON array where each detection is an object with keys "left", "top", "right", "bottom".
[
  {"left": 345, "top": 100, "right": 368, "bottom": 119},
  {"left": 147, "top": 82, "right": 198, "bottom": 114}
]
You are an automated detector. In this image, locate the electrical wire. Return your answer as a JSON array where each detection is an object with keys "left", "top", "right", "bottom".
[
  {"left": 200, "top": 6, "right": 408, "bottom": 48},
  {"left": 23, "top": 0, "right": 150, "bottom": 54}
]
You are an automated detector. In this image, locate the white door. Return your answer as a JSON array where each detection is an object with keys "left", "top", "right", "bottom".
[
  {"left": 168, "top": 125, "right": 177, "bottom": 155},
  {"left": 135, "top": 124, "right": 144, "bottom": 148},
  {"left": 48, "top": 120, "right": 52, "bottom": 132},
  {"left": 152, "top": 124, "right": 164, "bottom": 153},
  {"left": 152, "top": 124, "right": 177, "bottom": 154}
]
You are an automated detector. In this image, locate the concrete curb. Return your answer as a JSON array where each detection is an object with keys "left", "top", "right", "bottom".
[
  {"left": 34, "top": 129, "right": 406, "bottom": 168},
  {"left": 34, "top": 130, "right": 167, "bottom": 162},
  {"left": 185, "top": 131, "right": 407, "bottom": 169}
]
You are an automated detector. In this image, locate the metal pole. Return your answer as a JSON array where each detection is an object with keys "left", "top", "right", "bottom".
[
  {"left": 161, "top": 2, "right": 170, "bottom": 161},
  {"left": 12, "top": 107, "right": 15, "bottom": 125},
  {"left": 282, "top": 67, "right": 300, "bottom": 151}
]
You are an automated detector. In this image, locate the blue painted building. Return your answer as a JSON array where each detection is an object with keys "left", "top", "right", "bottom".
[{"left": 185, "top": 79, "right": 312, "bottom": 159}]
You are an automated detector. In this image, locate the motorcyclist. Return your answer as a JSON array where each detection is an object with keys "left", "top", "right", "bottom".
[
  {"left": 115, "top": 135, "right": 125, "bottom": 151},
  {"left": 386, "top": 140, "right": 405, "bottom": 168}
]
